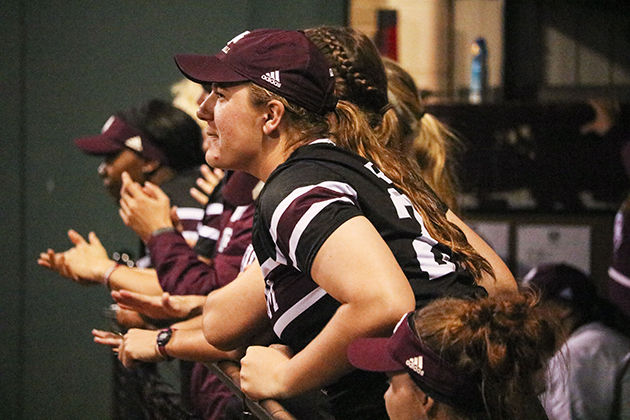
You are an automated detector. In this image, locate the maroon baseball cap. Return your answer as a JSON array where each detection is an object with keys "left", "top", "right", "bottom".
[
  {"left": 74, "top": 116, "right": 168, "bottom": 164},
  {"left": 174, "top": 29, "right": 337, "bottom": 115},
  {"left": 347, "top": 312, "right": 483, "bottom": 411},
  {"left": 521, "top": 263, "right": 598, "bottom": 310}
]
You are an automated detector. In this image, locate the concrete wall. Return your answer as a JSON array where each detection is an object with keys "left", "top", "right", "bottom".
[{"left": 1, "top": 1, "right": 346, "bottom": 418}]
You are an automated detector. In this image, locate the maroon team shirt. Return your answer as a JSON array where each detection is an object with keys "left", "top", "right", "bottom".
[{"left": 146, "top": 171, "right": 259, "bottom": 420}]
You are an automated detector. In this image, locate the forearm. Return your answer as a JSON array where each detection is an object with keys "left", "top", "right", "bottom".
[
  {"left": 148, "top": 231, "right": 229, "bottom": 295},
  {"left": 172, "top": 313, "right": 204, "bottom": 330},
  {"left": 446, "top": 210, "right": 516, "bottom": 294},
  {"left": 166, "top": 327, "right": 240, "bottom": 363},
  {"left": 108, "top": 267, "right": 163, "bottom": 295},
  {"left": 203, "top": 264, "right": 268, "bottom": 350},
  {"left": 273, "top": 299, "right": 404, "bottom": 398}
]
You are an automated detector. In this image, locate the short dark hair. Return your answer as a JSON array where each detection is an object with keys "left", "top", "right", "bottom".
[{"left": 118, "top": 99, "right": 204, "bottom": 171}]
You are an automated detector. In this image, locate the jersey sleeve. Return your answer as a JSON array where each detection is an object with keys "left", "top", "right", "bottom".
[{"left": 258, "top": 167, "right": 362, "bottom": 275}]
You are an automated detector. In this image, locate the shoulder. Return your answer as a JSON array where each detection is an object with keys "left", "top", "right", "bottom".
[{"left": 567, "top": 322, "right": 630, "bottom": 359}]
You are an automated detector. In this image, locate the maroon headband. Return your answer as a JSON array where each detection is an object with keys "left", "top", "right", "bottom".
[
  {"left": 347, "top": 312, "right": 484, "bottom": 411},
  {"left": 74, "top": 116, "right": 168, "bottom": 165}
]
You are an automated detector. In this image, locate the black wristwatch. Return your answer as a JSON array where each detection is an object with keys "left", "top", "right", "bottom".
[{"left": 156, "top": 327, "right": 174, "bottom": 360}]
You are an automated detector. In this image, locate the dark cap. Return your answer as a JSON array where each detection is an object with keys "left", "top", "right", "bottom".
[
  {"left": 174, "top": 29, "right": 337, "bottom": 115},
  {"left": 347, "top": 312, "right": 483, "bottom": 411},
  {"left": 522, "top": 263, "right": 598, "bottom": 310},
  {"left": 74, "top": 116, "right": 168, "bottom": 164}
]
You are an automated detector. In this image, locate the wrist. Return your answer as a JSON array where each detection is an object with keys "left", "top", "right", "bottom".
[
  {"left": 156, "top": 327, "right": 175, "bottom": 361},
  {"left": 150, "top": 226, "right": 176, "bottom": 238},
  {"left": 101, "top": 261, "right": 119, "bottom": 286}
]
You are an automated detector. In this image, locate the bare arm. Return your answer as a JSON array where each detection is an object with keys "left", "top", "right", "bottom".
[
  {"left": 239, "top": 216, "right": 415, "bottom": 400},
  {"left": 37, "top": 229, "right": 162, "bottom": 295},
  {"left": 446, "top": 210, "right": 517, "bottom": 295},
  {"left": 202, "top": 261, "right": 270, "bottom": 350}
]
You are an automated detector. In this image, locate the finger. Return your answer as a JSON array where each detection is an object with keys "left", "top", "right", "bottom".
[
  {"left": 113, "top": 289, "right": 154, "bottom": 307},
  {"left": 118, "top": 207, "right": 129, "bottom": 226},
  {"left": 189, "top": 187, "right": 209, "bottom": 206},
  {"left": 67, "top": 229, "right": 86, "bottom": 245},
  {"left": 88, "top": 231, "right": 102, "bottom": 247},
  {"left": 196, "top": 177, "right": 215, "bottom": 195},
  {"left": 161, "top": 292, "right": 175, "bottom": 311},
  {"left": 170, "top": 206, "right": 181, "bottom": 225},
  {"left": 37, "top": 258, "right": 52, "bottom": 268}
]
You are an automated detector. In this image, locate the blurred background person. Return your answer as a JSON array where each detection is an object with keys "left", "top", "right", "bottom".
[{"left": 523, "top": 263, "right": 630, "bottom": 420}]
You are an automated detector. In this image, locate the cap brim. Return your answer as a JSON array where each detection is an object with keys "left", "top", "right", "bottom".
[
  {"left": 347, "top": 336, "right": 404, "bottom": 372},
  {"left": 74, "top": 134, "right": 123, "bottom": 156},
  {"left": 174, "top": 54, "right": 248, "bottom": 84}
]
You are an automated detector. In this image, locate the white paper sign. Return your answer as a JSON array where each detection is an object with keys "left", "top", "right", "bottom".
[
  {"left": 466, "top": 220, "right": 511, "bottom": 262},
  {"left": 516, "top": 224, "right": 591, "bottom": 278}
]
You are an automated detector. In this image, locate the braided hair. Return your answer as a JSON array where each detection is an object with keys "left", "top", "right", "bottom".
[
  {"left": 304, "top": 26, "right": 493, "bottom": 280},
  {"left": 414, "top": 292, "right": 559, "bottom": 419}
]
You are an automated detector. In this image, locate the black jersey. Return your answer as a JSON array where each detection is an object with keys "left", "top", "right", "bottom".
[
  {"left": 253, "top": 140, "right": 486, "bottom": 350},
  {"left": 253, "top": 140, "right": 486, "bottom": 418}
]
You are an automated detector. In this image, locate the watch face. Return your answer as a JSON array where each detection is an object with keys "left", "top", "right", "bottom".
[{"left": 157, "top": 328, "right": 172, "bottom": 346}]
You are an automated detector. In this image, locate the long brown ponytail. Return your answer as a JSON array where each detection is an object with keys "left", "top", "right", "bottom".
[{"left": 304, "top": 26, "right": 492, "bottom": 279}]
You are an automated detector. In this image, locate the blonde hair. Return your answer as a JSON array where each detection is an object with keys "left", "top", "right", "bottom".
[
  {"left": 249, "top": 82, "right": 492, "bottom": 280},
  {"left": 414, "top": 292, "right": 559, "bottom": 419},
  {"left": 384, "top": 58, "right": 462, "bottom": 210},
  {"left": 170, "top": 78, "right": 205, "bottom": 129}
]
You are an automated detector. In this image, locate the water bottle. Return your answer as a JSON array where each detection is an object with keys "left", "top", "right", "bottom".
[{"left": 469, "top": 37, "right": 487, "bottom": 104}]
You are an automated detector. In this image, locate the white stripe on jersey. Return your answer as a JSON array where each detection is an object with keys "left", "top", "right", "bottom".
[
  {"left": 260, "top": 257, "right": 280, "bottom": 278},
  {"left": 205, "top": 203, "right": 224, "bottom": 216},
  {"left": 288, "top": 196, "right": 354, "bottom": 267},
  {"left": 230, "top": 205, "right": 249, "bottom": 222},
  {"left": 176, "top": 207, "right": 204, "bottom": 221},
  {"left": 609, "top": 266, "right": 630, "bottom": 288},
  {"left": 273, "top": 286, "right": 328, "bottom": 338},
  {"left": 198, "top": 225, "right": 220, "bottom": 240},
  {"left": 182, "top": 231, "right": 199, "bottom": 243},
  {"left": 270, "top": 181, "right": 358, "bottom": 267},
  {"left": 240, "top": 243, "right": 257, "bottom": 273}
]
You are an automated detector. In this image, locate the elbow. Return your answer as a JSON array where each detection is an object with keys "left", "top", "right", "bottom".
[{"left": 202, "top": 292, "right": 240, "bottom": 351}]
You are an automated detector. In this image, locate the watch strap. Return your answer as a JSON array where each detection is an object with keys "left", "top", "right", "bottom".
[{"left": 156, "top": 328, "right": 174, "bottom": 361}]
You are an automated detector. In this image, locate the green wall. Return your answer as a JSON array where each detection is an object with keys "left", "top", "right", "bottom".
[{"left": 1, "top": 1, "right": 346, "bottom": 418}]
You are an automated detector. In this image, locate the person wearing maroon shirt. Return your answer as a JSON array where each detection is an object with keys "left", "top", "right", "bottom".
[{"left": 93, "top": 169, "right": 261, "bottom": 420}]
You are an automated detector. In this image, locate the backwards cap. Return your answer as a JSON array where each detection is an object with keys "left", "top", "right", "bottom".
[
  {"left": 174, "top": 29, "right": 337, "bottom": 115},
  {"left": 347, "top": 312, "right": 483, "bottom": 412}
]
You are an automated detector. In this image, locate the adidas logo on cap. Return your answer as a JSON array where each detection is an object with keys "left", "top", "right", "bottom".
[
  {"left": 261, "top": 70, "right": 281, "bottom": 87},
  {"left": 124, "top": 136, "right": 143, "bottom": 153},
  {"left": 405, "top": 356, "right": 425, "bottom": 376}
]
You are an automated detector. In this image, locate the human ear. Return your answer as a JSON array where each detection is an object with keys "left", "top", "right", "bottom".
[
  {"left": 423, "top": 395, "right": 437, "bottom": 417},
  {"left": 262, "top": 100, "right": 285, "bottom": 135}
]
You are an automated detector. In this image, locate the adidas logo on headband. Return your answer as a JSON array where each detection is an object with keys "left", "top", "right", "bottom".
[{"left": 406, "top": 356, "right": 425, "bottom": 376}]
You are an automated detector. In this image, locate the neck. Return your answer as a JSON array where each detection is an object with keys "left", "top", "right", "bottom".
[{"left": 251, "top": 134, "right": 293, "bottom": 181}]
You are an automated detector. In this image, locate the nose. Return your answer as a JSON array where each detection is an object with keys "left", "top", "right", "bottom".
[
  {"left": 196, "top": 90, "right": 209, "bottom": 106},
  {"left": 196, "top": 92, "right": 215, "bottom": 122}
]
